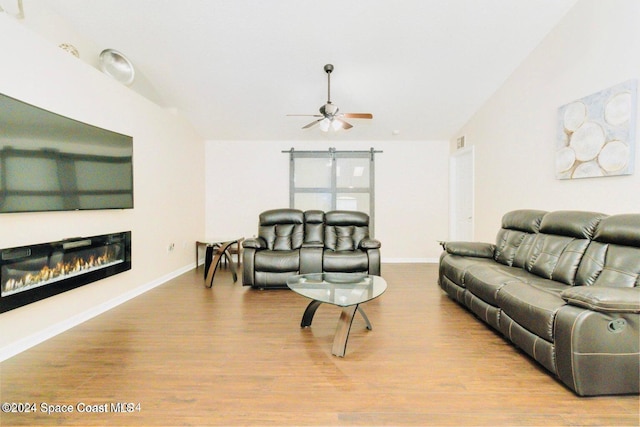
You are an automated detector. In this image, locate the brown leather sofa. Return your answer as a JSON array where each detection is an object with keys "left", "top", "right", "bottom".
[
  {"left": 242, "top": 209, "right": 381, "bottom": 289},
  {"left": 439, "top": 209, "right": 640, "bottom": 396}
]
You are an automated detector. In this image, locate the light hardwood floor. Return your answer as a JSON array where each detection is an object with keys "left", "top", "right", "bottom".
[{"left": 1, "top": 263, "right": 638, "bottom": 426}]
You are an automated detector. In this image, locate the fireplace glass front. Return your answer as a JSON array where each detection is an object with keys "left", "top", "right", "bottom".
[{"left": 0, "top": 231, "right": 131, "bottom": 312}]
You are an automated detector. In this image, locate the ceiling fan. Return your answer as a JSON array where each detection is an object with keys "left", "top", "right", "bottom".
[{"left": 288, "top": 64, "right": 373, "bottom": 131}]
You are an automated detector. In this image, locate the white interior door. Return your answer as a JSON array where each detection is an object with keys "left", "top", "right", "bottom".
[{"left": 449, "top": 147, "right": 474, "bottom": 241}]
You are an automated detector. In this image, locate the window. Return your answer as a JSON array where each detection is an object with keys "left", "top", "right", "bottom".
[{"left": 285, "top": 147, "right": 380, "bottom": 235}]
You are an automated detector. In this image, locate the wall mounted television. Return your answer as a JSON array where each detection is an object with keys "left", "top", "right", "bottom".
[{"left": 0, "top": 92, "right": 133, "bottom": 213}]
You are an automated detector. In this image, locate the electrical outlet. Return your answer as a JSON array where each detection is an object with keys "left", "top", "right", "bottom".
[{"left": 167, "top": 243, "right": 175, "bottom": 252}]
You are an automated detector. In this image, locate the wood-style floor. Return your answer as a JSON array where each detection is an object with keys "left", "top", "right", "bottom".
[{"left": 1, "top": 263, "right": 638, "bottom": 426}]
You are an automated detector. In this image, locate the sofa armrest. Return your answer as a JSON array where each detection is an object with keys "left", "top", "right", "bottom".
[
  {"left": 300, "top": 242, "right": 323, "bottom": 274},
  {"left": 243, "top": 237, "right": 267, "bottom": 250},
  {"left": 359, "top": 238, "right": 381, "bottom": 250},
  {"left": 443, "top": 241, "right": 495, "bottom": 258},
  {"left": 561, "top": 286, "right": 640, "bottom": 313}
]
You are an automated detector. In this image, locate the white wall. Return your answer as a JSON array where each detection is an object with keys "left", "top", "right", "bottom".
[
  {"left": 205, "top": 139, "right": 449, "bottom": 262},
  {"left": 454, "top": 0, "right": 640, "bottom": 242},
  {"left": 0, "top": 15, "right": 205, "bottom": 358}
]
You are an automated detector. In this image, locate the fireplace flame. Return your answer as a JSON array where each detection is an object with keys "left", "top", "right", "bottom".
[{"left": 3, "top": 249, "right": 121, "bottom": 295}]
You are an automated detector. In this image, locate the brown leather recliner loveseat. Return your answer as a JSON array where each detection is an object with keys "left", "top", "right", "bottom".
[
  {"left": 439, "top": 209, "right": 640, "bottom": 396},
  {"left": 243, "top": 209, "right": 381, "bottom": 289}
]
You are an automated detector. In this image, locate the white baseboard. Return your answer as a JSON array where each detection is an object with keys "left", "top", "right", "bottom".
[
  {"left": 0, "top": 263, "right": 195, "bottom": 362},
  {"left": 382, "top": 258, "right": 439, "bottom": 263}
]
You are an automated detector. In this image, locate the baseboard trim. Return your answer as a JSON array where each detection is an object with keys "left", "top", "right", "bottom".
[
  {"left": 0, "top": 263, "right": 195, "bottom": 362},
  {"left": 383, "top": 258, "right": 438, "bottom": 263}
]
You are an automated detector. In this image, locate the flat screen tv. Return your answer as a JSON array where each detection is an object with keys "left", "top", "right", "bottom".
[{"left": 0, "top": 92, "right": 133, "bottom": 213}]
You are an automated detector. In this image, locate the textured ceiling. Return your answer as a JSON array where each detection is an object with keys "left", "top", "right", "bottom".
[{"left": 33, "top": 0, "right": 577, "bottom": 141}]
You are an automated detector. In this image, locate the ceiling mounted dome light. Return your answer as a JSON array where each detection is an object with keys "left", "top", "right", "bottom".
[{"left": 98, "top": 49, "right": 135, "bottom": 86}]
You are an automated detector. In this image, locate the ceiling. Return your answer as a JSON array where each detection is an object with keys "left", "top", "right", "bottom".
[{"left": 30, "top": 0, "right": 577, "bottom": 141}]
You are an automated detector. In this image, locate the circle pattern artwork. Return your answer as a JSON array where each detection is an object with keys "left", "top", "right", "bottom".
[
  {"left": 570, "top": 122, "right": 605, "bottom": 161},
  {"left": 556, "top": 147, "right": 576, "bottom": 173},
  {"left": 599, "top": 140, "right": 629, "bottom": 172},
  {"left": 563, "top": 102, "right": 586, "bottom": 132},
  {"left": 605, "top": 92, "right": 632, "bottom": 126},
  {"left": 556, "top": 81, "right": 635, "bottom": 179}
]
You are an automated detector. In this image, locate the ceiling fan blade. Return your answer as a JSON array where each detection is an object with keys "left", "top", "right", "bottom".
[
  {"left": 302, "top": 119, "right": 323, "bottom": 129},
  {"left": 341, "top": 113, "right": 373, "bottom": 119},
  {"left": 287, "top": 114, "right": 323, "bottom": 117},
  {"left": 334, "top": 118, "right": 353, "bottom": 130}
]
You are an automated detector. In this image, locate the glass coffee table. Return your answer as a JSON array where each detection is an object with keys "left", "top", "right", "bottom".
[{"left": 286, "top": 273, "right": 387, "bottom": 357}]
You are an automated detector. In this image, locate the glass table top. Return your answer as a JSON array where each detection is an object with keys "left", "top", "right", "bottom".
[{"left": 286, "top": 273, "right": 387, "bottom": 307}]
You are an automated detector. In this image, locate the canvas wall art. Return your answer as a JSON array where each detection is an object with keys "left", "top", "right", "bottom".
[{"left": 556, "top": 79, "right": 637, "bottom": 179}]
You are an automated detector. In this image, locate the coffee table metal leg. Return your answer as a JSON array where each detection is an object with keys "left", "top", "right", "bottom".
[
  {"left": 332, "top": 304, "right": 359, "bottom": 357},
  {"left": 357, "top": 306, "right": 372, "bottom": 330},
  {"left": 301, "top": 300, "right": 323, "bottom": 327}
]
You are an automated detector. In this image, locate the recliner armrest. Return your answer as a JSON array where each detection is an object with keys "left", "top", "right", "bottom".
[
  {"left": 444, "top": 241, "right": 495, "bottom": 258},
  {"left": 243, "top": 237, "right": 267, "bottom": 250},
  {"left": 561, "top": 286, "right": 640, "bottom": 313},
  {"left": 359, "top": 238, "right": 381, "bottom": 250}
]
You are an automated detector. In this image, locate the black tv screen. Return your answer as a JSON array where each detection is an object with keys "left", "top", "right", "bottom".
[{"left": 0, "top": 92, "right": 133, "bottom": 213}]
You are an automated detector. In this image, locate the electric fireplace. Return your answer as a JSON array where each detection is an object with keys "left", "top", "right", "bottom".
[{"left": 0, "top": 231, "right": 131, "bottom": 313}]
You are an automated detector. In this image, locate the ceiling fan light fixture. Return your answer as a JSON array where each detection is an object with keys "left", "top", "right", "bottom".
[
  {"left": 318, "top": 118, "right": 345, "bottom": 132},
  {"left": 288, "top": 64, "right": 372, "bottom": 131},
  {"left": 319, "top": 118, "right": 331, "bottom": 132}
]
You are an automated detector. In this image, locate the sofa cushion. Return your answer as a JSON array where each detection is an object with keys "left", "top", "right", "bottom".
[
  {"left": 327, "top": 226, "right": 359, "bottom": 251},
  {"left": 303, "top": 210, "right": 325, "bottom": 245},
  {"left": 254, "top": 250, "right": 299, "bottom": 272},
  {"left": 497, "top": 281, "right": 568, "bottom": 342},
  {"left": 538, "top": 210, "right": 606, "bottom": 239},
  {"left": 464, "top": 264, "right": 530, "bottom": 306},
  {"left": 260, "top": 223, "right": 304, "bottom": 250},
  {"left": 259, "top": 208, "right": 304, "bottom": 225},
  {"left": 502, "top": 209, "right": 548, "bottom": 233},
  {"left": 325, "top": 210, "right": 369, "bottom": 226},
  {"left": 521, "top": 211, "right": 605, "bottom": 286},
  {"left": 494, "top": 210, "right": 546, "bottom": 267},
  {"left": 575, "top": 214, "right": 640, "bottom": 288},
  {"left": 324, "top": 211, "right": 370, "bottom": 251},
  {"left": 526, "top": 236, "right": 590, "bottom": 286},
  {"left": 259, "top": 209, "right": 304, "bottom": 251},
  {"left": 439, "top": 254, "right": 496, "bottom": 288},
  {"left": 576, "top": 241, "right": 640, "bottom": 288},
  {"left": 495, "top": 232, "right": 539, "bottom": 268},
  {"left": 593, "top": 214, "right": 640, "bottom": 248},
  {"left": 323, "top": 249, "right": 368, "bottom": 272},
  {"left": 524, "top": 211, "right": 606, "bottom": 286},
  {"left": 325, "top": 225, "right": 369, "bottom": 251}
]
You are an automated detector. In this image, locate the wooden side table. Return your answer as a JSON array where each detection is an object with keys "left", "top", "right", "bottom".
[{"left": 196, "top": 238, "right": 244, "bottom": 287}]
